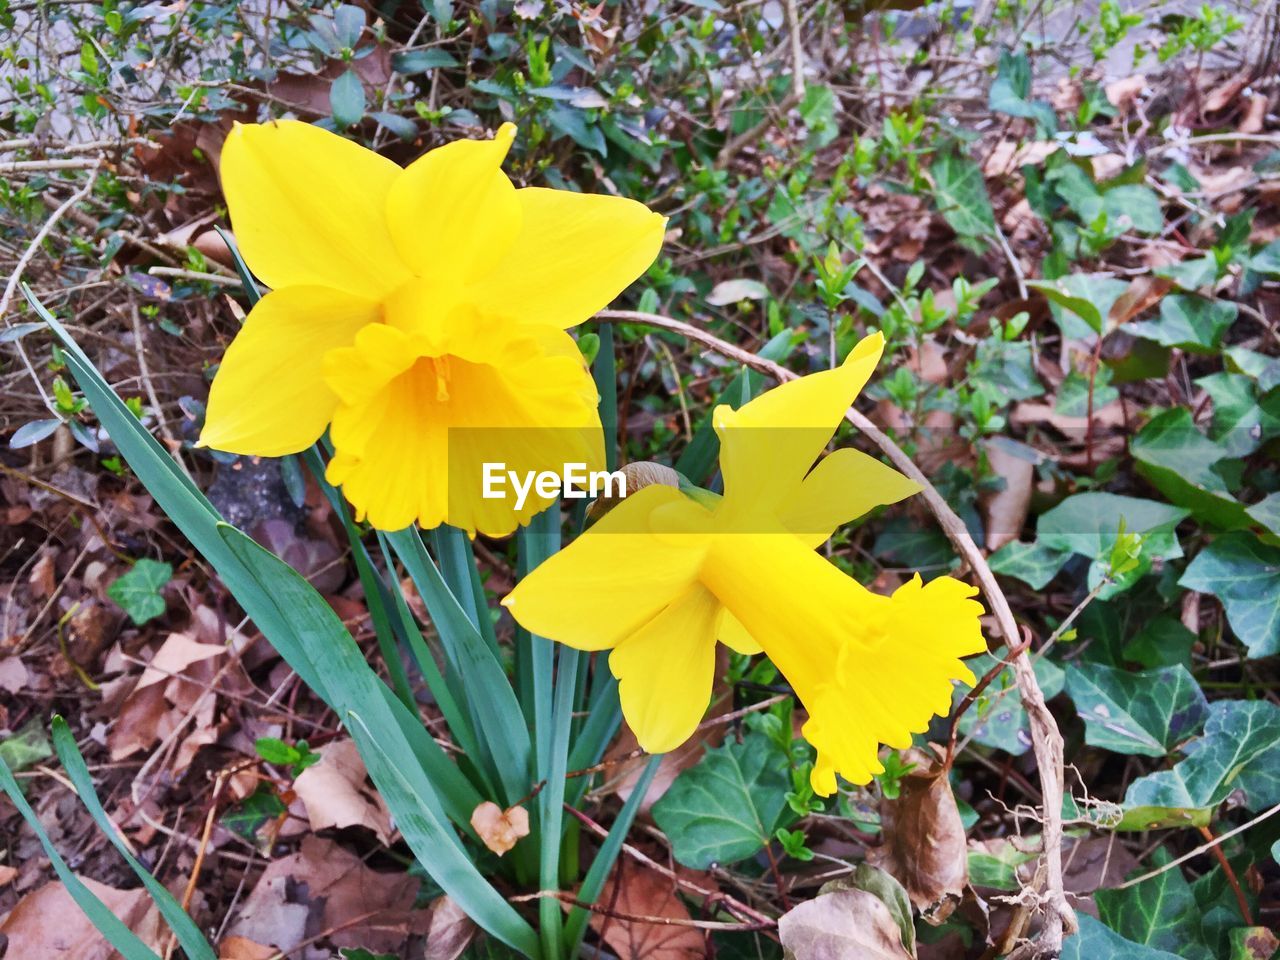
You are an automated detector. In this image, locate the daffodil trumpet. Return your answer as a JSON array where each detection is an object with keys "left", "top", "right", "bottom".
[
  {"left": 198, "top": 120, "right": 666, "bottom": 537},
  {"left": 503, "top": 333, "right": 987, "bottom": 795}
]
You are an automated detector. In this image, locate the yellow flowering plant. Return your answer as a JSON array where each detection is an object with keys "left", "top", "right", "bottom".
[
  {"left": 198, "top": 120, "right": 664, "bottom": 535},
  {"left": 13, "top": 122, "right": 985, "bottom": 960},
  {"left": 505, "top": 332, "right": 986, "bottom": 795}
]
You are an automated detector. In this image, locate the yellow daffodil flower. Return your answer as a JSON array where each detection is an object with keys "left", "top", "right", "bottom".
[
  {"left": 503, "top": 333, "right": 986, "bottom": 794},
  {"left": 198, "top": 120, "right": 665, "bottom": 535}
]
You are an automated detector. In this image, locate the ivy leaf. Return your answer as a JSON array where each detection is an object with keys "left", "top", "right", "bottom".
[
  {"left": 1122, "top": 699, "right": 1280, "bottom": 828},
  {"left": 1066, "top": 663, "right": 1208, "bottom": 757},
  {"left": 1061, "top": 914, "right": 1182, "bottom": 959},
  {"left": 1246, "top": 493, "right": 1280, "bottom": 537},
  {"left": 988, "top": 540, "right": 1072, "bottom": 590},
  {"left": 0, "top": 720, "right": 53, "bottom": 773},
  {"left": 1180, "top": 533, "right": 1280, "bottom": 657},
  {"left": 1123, "top": 616, "right": 1198, "bottom": 670},
  {"left": 651, "top": 731, "right": 793, "bottom": 868},
  {"left": 929, "top": 151, "right": 995, "bottom": 241},
  {"left": 1128, "top": 294, "right": 1238, "bottom": 353},
  {"left": 1096, "top": 849, "right": 1215, "bottom": 959},
  {"left": 1132, "top": 407, "right": 1249, "bottom": 530},
  {"left": 1100, "top": 185, "right": 1164, "bottom": 235},
  {"left": 953, "top": 650, "right": 1064, "bottom": 756},
  {"left": 1228, "top": 927, "right": 1280, "bottom": 959},
  {"left": 106, "top": 558, "right": 173, "bottom": 625},
  {"left": 1197, "top": 372, "right": 1280, "bottom": 458},
  {"left": 988, "top": 50, "right": 1057, "bottom": 134},
  {"left": 1030, "top": 273, "right": 1126, "bottom": 339},
  {"left": 1036, "top": 492, "right": 1189, "bottom": 593}
]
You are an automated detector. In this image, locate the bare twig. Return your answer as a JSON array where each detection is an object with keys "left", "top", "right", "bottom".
[
  {"left": 1115, "top": 801, "right": 1280, "bottom": 890},
  {"left": 595, "top": 308, "right": 1078, "bottom": 951},
  {"left": 510, "top": 890, "right": 774, "bottom": 931},
  {"left": 1, "top": 166, "right": 100, "bottom": 413},
  {"left": 784, "top": 0, "right": 805, "bottom": 99}
]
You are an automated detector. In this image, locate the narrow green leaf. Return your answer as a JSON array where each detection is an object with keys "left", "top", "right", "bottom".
[
  {"left": 565, "top": 756, "right": 661, "bottom": 955},
  {"left": 538, "top": 646, "right": 580, "bottom": 959},
  {"left": 51, "top": 717, "right": 218, "bottom": 960},
  {"left": 347, "top": 715, "right": 541, "bottom": 960},
  {"left": 218, "top": 524, "right": 481, "bottom": 829},
  {"left": 388, "top": 527, "right": 532, "bottom": 804},
  {"left": 0, "top": 754, "right": 162, "bottom": 960}
]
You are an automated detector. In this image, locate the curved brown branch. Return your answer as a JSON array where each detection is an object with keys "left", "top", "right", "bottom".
[{"left": 597, "top": 308, "right": 1078, "bottom": 954}]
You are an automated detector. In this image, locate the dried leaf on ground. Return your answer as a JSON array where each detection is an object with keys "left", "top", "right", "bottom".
[
  {"left": 225, "top": 835, "right": 430, "bottom": 954},
  {"left": 981, "top": 440, "right": 1035, "bottom": 550},
  {"left": 293, "top": 738, "right": 394, "bottom": 845},
  {"left": 778, "top": 888, "right": 914, "bottom": 959},
  {"left": 469, "top": 801, "right": 530, "bottom": 856},
  {"left": 423, "top": 896, "right": 477, "bottom": 960},
  {"left": 217, "top": 935, "right": 276, "bottom": 959},
  {"left": 588, "top": 859, "right": 705, "bottom": 960},
  {"left": 0, "top": 875, "right": 163, "bottom": 959},
  {"left": 867, "top": 747, "right": 967, "bottom": 923}
]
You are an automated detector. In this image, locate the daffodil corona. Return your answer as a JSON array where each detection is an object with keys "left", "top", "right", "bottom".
[
  {"left": 503, "top": 333, "right": 986, "bottom": 795},
  {"left": 199, "top": 120, "right": 665, "bottom": 536}
]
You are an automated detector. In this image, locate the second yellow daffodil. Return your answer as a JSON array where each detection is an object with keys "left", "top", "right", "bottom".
[
  {"left": 198, "top": 120, "right": 665, "bottom": 536},
  {"left": 503, "top": 333, "right": 986, "bottom": 795}
]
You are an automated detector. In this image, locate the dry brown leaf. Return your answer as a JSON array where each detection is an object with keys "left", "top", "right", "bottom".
[
  {"left": 1202, "top": 69, "right": 1251, "bottom": 114},
  {"left": 0, "top": 875, "right": 162, "bottom": 959},
  {"left": 29, "top": 552, "right": 55, "bottom": 598},
  {"left": 226, "top": 835, "right": 430, "bottom": 954},
  {"left": 778, "top": 888, "right": 914, "bottom": 959},
  {"left": 1105, "top": 75, "right": 1147, "bottom": 113},
  {"left": 217, "top": 935, "right": 276, "bottom": 960},
  {"left": 588, "top": 860, "right": 705, "bottom": 960},
  {"left": 470, "top": 801, "right": 530, "bottom": 856},
  {"left": 136, "top": 631, "right": 225, "bottom": 689},
  {"left": 981, "top": 441, "right": 1034, "bottom": 551},
  {"left": 1108, "top": 275, "right": 1175, "bottom": 328},
  {"left": 1060, "top": 834, "right": 1139, "bottom": 895},
  {"left": 423, "top": 896, "right": 478, "bottom": 960},
  {"left": 867, "top": 747, "right": 967, "bottom": 924},
  {"left": 1239, "top": 94, "right": 1268, "bottom": 134},
  {"left": 0, "top": 655, "right": 29, "bottom": 693},
  {"left": 293, "top": 738, "right": 394, "bottom": 845}
]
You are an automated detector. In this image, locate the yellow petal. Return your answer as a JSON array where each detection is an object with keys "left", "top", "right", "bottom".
[
  {"left": 803, "top": 575, "right": 985, "bottom": 794},
  {"left": 385, "top": 123, "right": 522, "bottom": 286},
  {"left": 503, "top": 485, "right": 709, "bottom": 650},
  {"left": 199, "top": 286, "right": 379, "bottom": 456},
  {"left": 718, "top": 609, "right": 762, "bottom": 655},
  {"left": 702, "top": 535, "right": 984, "bottom": 796},
  {"left": 780, "top": 448, "right": 921, "bottom": 547},
  {"left": 220, "top": 121, "right": 410, "bottom": 299},
  {"left": 609, "top": 585, "right": 721, "bottom": 754},
  {"left": 325, "top": 366, "right": 450, "bottom": 532},
  {"left": 716, "top": 333, "right": 885, "bottom": 519},
  {"left": 469, "top": 187, "right": 666, "bottom": 328},
  {"left": 326, "top": 322, "right": 609, "bottom": 536}
]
